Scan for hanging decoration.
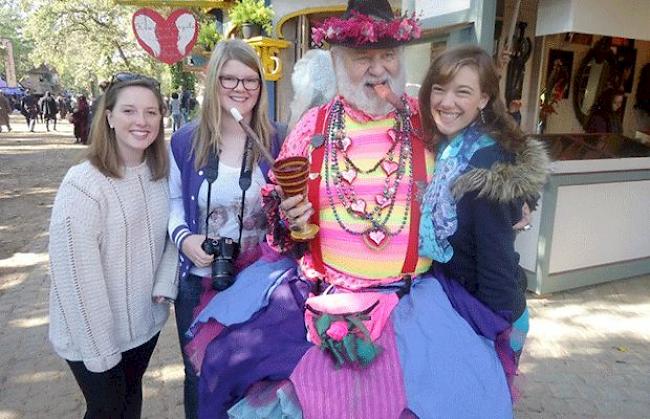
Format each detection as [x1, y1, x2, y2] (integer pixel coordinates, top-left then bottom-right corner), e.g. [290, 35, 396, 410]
[132, 8, 199, 65]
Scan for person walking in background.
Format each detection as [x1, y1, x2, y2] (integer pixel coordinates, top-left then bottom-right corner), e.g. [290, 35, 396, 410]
[0, 91, 12, 132]
[41, 91, 59, 131]
[89, 80, 110, 124]
[170, 92, 182, 132]
[167, 39, 285, 419]
[586, 88, 625, 134]
[21, 92, 39, 132]
[37, 94, 45, 123]
[181, 88, 192, 123]
[48, 75, 178, 419]
[71, 95, 90, 144]
[57, 94, 68, 120]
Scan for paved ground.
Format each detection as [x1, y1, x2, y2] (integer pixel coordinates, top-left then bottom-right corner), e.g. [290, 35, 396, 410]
[1, 114, 648, 418]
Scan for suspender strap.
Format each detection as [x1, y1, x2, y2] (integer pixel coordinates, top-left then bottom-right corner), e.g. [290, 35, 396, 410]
[307, 105, 427, 278]
[308, 105, 328, 275]
[401, 114, 426, 275]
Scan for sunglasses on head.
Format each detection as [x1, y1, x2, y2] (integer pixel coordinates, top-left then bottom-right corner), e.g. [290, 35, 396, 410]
[109, 72, 161, 91]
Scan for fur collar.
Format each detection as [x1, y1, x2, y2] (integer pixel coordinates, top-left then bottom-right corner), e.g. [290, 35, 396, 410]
[451, 138, 550, 203]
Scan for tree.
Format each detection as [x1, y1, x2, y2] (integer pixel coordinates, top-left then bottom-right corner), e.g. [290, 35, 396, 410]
[0, 5, 35, 82]
[23, 0, 169, 94]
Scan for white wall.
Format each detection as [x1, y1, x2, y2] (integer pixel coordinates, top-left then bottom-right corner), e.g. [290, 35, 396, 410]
[549, 180, 650, 273]
[537, 0, 650, 41]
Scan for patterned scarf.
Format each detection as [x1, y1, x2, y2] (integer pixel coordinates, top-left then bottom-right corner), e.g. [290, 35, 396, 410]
[418, 123, 494, 262]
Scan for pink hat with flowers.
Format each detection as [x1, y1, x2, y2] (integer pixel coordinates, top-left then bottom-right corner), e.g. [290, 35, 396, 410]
[312, 0, 421, 49]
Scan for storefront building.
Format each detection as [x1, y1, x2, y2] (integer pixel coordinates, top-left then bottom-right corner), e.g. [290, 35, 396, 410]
[115, 0, 650, 294]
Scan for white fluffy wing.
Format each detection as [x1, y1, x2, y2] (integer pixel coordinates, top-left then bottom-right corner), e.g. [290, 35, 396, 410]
[176, 13, 197, 55]
[134, 15, 161, 57]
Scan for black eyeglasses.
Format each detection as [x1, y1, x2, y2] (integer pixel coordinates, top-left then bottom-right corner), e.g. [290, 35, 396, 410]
[218, 76, 261, 91]
[109, 72, 161, 91]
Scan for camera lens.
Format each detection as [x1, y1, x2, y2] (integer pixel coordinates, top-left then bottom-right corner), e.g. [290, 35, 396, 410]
[201, 238, 216, 255]
[208, 238, 240, 291]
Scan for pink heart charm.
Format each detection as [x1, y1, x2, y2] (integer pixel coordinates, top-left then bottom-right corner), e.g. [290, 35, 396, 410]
[387, 129, 398, 143]
[364, 228, 388, 250]
[340, 169, 357, 184]
[339, 136, 352, 152]
[350, 199, 366, 214]
[381, 160, 399, 176]
[375, 194, 390, 209]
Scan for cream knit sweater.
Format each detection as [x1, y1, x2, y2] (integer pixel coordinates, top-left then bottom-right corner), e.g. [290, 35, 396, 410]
[48, 160, 178, 373]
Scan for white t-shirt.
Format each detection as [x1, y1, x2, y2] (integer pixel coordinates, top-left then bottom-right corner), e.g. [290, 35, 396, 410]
[170, 98, 181, 116]
[192, 162, 267, 277]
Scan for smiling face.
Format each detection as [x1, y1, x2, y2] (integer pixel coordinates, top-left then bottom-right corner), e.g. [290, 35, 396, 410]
[106, 86, 162, 166]
[218, 59, 261, 121]
[334, 46, 405, 115]
[429, 65, 489, 138]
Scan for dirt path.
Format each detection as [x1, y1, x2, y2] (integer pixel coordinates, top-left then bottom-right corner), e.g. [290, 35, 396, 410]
[0, 115, 86, 262]
[1, 113, 648, 418]
[0, 114, 185, 418]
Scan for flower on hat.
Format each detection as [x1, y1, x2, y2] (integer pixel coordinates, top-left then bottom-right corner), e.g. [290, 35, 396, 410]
[312, 11, 421, 48]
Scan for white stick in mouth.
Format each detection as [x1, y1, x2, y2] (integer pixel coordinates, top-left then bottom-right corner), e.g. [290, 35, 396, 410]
[229, 107, 274, 164]
[230, 107, 244, 122]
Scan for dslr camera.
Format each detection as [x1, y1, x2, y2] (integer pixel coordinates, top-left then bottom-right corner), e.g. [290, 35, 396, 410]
[201, 237, 240, 291]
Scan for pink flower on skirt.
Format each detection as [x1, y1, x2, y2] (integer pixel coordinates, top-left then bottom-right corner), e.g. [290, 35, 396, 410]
[326, 321, 349, 342]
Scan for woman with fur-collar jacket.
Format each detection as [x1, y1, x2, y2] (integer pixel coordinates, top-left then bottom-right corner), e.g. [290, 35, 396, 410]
[418, 45, 550, 364]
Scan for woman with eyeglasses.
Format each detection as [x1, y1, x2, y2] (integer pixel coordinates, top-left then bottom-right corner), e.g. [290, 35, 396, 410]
[48, 76, 178, 419]
[167, 39, 286, 419]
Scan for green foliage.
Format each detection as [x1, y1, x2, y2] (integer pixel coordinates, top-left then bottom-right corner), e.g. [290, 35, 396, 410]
[169, 62, 196, 93]
[229, 0, 275, 34]
[197, 22, 221, 51]
[0, 6, 34, 81]
[22, 0, 171, 94]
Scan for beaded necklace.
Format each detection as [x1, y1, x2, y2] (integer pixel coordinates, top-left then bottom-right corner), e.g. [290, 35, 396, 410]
[323, 99, 415, 250]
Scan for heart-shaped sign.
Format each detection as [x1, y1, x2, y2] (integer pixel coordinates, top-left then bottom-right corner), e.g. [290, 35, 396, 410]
[132, 8, 199, 65]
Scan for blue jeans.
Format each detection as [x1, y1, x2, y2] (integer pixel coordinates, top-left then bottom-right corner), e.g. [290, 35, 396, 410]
[175, 274, 203, 419]
[172, 114, 182, 132]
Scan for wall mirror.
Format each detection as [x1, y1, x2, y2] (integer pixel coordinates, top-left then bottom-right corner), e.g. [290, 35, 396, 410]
[573, 37, 617, 128]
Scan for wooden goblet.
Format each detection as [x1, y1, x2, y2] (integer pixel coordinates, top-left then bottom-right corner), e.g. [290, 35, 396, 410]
[273, 156, 319, 241]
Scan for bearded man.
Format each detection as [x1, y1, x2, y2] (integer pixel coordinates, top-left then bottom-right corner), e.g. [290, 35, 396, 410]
[188, 1, 527, 418]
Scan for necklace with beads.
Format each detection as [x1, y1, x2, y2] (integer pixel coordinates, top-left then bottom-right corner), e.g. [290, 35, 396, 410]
[323, 99, 415, 250]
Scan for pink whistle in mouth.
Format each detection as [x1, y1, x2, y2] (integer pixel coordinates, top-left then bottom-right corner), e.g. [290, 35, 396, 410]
[373, 83, 404, 111]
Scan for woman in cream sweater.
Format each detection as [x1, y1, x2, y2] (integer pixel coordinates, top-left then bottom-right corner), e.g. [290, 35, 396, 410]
[48, 75, 178, 419]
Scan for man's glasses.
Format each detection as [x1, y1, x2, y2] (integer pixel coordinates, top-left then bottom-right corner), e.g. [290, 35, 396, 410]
[109, 72, 161, 91]
[218, 76, 261, 91]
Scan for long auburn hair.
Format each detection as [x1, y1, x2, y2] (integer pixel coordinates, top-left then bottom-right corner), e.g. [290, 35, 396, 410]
[87, 78, 168, 180]
[193, 39, 272, 170]
[419, 44, 525, 153]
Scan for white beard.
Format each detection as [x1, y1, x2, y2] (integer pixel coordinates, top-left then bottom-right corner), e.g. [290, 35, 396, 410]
[334, 60, 406, 116]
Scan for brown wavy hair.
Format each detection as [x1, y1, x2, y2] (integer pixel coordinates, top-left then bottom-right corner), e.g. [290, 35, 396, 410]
[418, 44, 525, 153]
[87, 78, 168, 180]
[193, 39, 272, 170]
